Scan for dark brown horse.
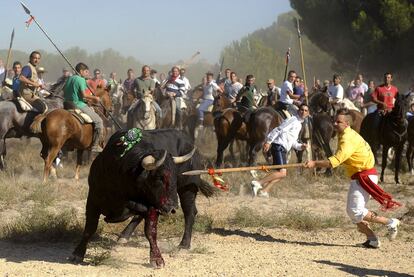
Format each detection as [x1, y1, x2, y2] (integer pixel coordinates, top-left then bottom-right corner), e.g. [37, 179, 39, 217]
[31, 86, 112, 181]
[405, 119, 414, 176]
[360, 94, 409, 183]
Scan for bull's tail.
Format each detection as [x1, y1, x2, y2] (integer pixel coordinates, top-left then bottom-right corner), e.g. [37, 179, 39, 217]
[198, 179, 218, 198]
[30, 114, 47, 134]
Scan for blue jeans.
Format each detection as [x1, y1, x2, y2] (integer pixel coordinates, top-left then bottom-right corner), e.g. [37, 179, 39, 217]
[198, 99, 214, 120]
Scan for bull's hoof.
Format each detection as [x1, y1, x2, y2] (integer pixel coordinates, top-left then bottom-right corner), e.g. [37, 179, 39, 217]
[150, 257, 165, 268]
[68, 254, 84, 264]
[117, 237, 129, 244]
[178, 242, 191, 249]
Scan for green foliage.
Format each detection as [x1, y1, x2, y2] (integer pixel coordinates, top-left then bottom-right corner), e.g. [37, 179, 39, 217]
[220, 12, 334, 89]
[290, 0, 414, 77]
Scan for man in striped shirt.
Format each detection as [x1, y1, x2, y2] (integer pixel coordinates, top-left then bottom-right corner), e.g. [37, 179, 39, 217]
[164, 66, 186, 129]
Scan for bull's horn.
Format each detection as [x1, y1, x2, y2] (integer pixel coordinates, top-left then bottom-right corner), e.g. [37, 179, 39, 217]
[172, 147, 196, 164]
[141, 150, 167, 170]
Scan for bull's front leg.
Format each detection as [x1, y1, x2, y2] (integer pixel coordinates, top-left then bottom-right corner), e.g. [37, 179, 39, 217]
[144, 208, 164, 268]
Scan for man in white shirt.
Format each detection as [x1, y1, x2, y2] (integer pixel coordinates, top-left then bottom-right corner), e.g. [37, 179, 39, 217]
[328, 74, 344, 104]
[198, 72, 223, 126]
[179, 68, 191, 98]
[279, 70, 301, 115]
[251, 103, 309, 197]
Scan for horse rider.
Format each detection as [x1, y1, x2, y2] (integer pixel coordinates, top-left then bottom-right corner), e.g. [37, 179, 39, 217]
[197, 72, 223, 128]
[277, 70, 301, 116]
[163, 66, 186, 129]
[108, 72, 118, 89]
[220, 68, 232, 96]
[123, 68, 135, 93]
[2, 61, 22, 98]
[226, 71, 243, 105]
[63, 62, 104, 153]
[371, 72, 399, 132]
[266, 78, 280, 107]
[131, 65, 162, 117]
[18, 51, 48, 113]
[305, 108, 400, 249]
[50, 68, 71, 93]
[236, 74, 258, 113]
[250, 103, 309, 198]
[150, 69, 160, 86]
[328, 73, 344, 115]
[37, 67, 50, 98]
[179, 68, 191, 98]
[86, 68, 107, 96]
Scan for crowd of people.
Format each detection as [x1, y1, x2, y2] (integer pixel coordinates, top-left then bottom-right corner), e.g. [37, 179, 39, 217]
[1, 51, 413, 250]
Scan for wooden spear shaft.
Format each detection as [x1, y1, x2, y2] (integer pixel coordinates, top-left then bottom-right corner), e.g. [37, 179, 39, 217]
[296, 18, 308, 105]
[182, 163, 305, 176]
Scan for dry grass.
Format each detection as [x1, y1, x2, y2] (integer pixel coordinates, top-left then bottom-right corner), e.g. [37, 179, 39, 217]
[229, 206, 346, 231]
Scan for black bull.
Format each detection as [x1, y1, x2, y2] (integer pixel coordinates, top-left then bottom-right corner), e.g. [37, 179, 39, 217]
[71, 129, 216, 267]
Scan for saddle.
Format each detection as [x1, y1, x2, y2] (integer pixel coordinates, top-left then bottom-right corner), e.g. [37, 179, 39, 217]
[67, 109, 93, 124]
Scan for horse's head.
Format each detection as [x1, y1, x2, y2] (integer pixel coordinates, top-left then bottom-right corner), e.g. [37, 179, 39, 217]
[309, 91, 331, 114]
[95, 85, 113, 115]
[391, 93, 409, 121]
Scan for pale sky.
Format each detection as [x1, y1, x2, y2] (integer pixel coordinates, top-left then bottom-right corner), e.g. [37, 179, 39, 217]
[1, 0, 292, 64]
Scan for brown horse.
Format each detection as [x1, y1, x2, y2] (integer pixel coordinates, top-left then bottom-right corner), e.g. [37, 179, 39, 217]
[406, 119, 414, 175]
[31, 86, 112, 181]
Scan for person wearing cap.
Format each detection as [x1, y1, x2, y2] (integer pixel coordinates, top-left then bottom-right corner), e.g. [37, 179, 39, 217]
[266, 79, 280, 107]
[197, 72, 223, 127]
[18, 51, 47, 113]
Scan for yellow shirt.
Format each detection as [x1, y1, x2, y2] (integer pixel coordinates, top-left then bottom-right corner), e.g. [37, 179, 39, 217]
[328, 126, 375, 177]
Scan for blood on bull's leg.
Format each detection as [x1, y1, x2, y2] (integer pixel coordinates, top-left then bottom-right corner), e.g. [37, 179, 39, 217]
[145, 207, 164, 268]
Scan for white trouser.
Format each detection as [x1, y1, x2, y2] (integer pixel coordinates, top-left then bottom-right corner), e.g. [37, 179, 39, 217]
[346, 175, 378, 223]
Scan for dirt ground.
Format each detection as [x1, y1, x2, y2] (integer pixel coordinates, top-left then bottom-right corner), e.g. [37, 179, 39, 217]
[0, 138, 413, 276]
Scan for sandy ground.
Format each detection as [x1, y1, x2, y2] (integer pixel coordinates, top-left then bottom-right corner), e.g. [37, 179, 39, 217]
[1, 194, 413, 277]
[0, 137, 413, 276]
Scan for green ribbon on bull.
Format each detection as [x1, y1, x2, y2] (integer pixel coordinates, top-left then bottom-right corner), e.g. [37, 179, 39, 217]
[119, 128, 143, 157]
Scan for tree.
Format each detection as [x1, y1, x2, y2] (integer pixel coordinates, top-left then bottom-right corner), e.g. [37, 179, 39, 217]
[290, 0, 414, 78]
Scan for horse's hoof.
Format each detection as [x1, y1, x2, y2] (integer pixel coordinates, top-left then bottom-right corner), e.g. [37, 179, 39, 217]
[117, 237, 128, 244]
[150, 257, 165, 268]
[68, 254, 84, 264]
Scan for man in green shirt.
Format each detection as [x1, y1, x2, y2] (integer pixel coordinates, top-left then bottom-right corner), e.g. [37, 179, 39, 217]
[63, 62, 104, 152]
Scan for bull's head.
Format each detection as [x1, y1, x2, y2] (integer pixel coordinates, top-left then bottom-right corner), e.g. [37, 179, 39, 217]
[139, 148, 196, 215]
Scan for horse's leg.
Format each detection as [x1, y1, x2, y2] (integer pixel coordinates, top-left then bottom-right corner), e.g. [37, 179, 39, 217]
[394, 143, 404, 184]
[407, 141, 414, 175]
[215, 137, 231, 168]
[118, 215, 144, 244]
[75, 149, 83, 180]
[0, 136, 6, 170]
[43, 146, 61, 182]
[380, 145, 389, 183]
[248, 142, 262, 166]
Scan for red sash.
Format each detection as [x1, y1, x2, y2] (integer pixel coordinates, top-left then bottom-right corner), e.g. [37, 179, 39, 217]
[351, 168, 402, 210]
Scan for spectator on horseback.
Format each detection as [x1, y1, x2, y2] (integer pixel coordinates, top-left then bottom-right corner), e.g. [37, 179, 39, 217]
[197, 72, 223, 128]
[362, 80, 377, 115]
[305, 108, 401, 249]
[2, 61, 22, 98]
[266, 79, 280, 107]
[372, 72, 399, 114]
[150, 69, 160, 86]
[347, 78, 365, 110]
[164, 66, 186, 129]
[293, 76, 307, 105]
[226, 71, 243, 104]
[108, 72, 118, 88]
[220, 68, 232, 96]
[278, 70, 300, 116]
[131, 65, 162, 117]
[86, 68, 107, 96]
[50, 68, 71, 93]
[251, 103, 309, 198]
[328, 74, 344, 105]
[123, 68, 135, 93]
[179, 68, 191, 98]
[18, 51, 48, 113]
[236, 74, 258, 112]
[63, 62, 104, 153]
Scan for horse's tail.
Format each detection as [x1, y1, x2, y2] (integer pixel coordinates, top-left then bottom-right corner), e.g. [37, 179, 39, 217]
[30, 114, 47, 134]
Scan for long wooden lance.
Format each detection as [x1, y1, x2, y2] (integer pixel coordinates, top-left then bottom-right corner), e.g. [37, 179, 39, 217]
[282, 47, 291, 82]
[182, 163, 305, 176]
[296, 18, 308, 106]
[216, 55, 225, 83]
[2, 28, 15, 84]
[20, 2, 122, 130]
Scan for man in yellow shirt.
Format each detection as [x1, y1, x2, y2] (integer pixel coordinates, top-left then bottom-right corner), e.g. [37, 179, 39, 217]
[305, 109, 401, 249]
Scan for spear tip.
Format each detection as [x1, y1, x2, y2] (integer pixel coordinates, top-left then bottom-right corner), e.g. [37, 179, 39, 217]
[20, 1, 31, 15]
